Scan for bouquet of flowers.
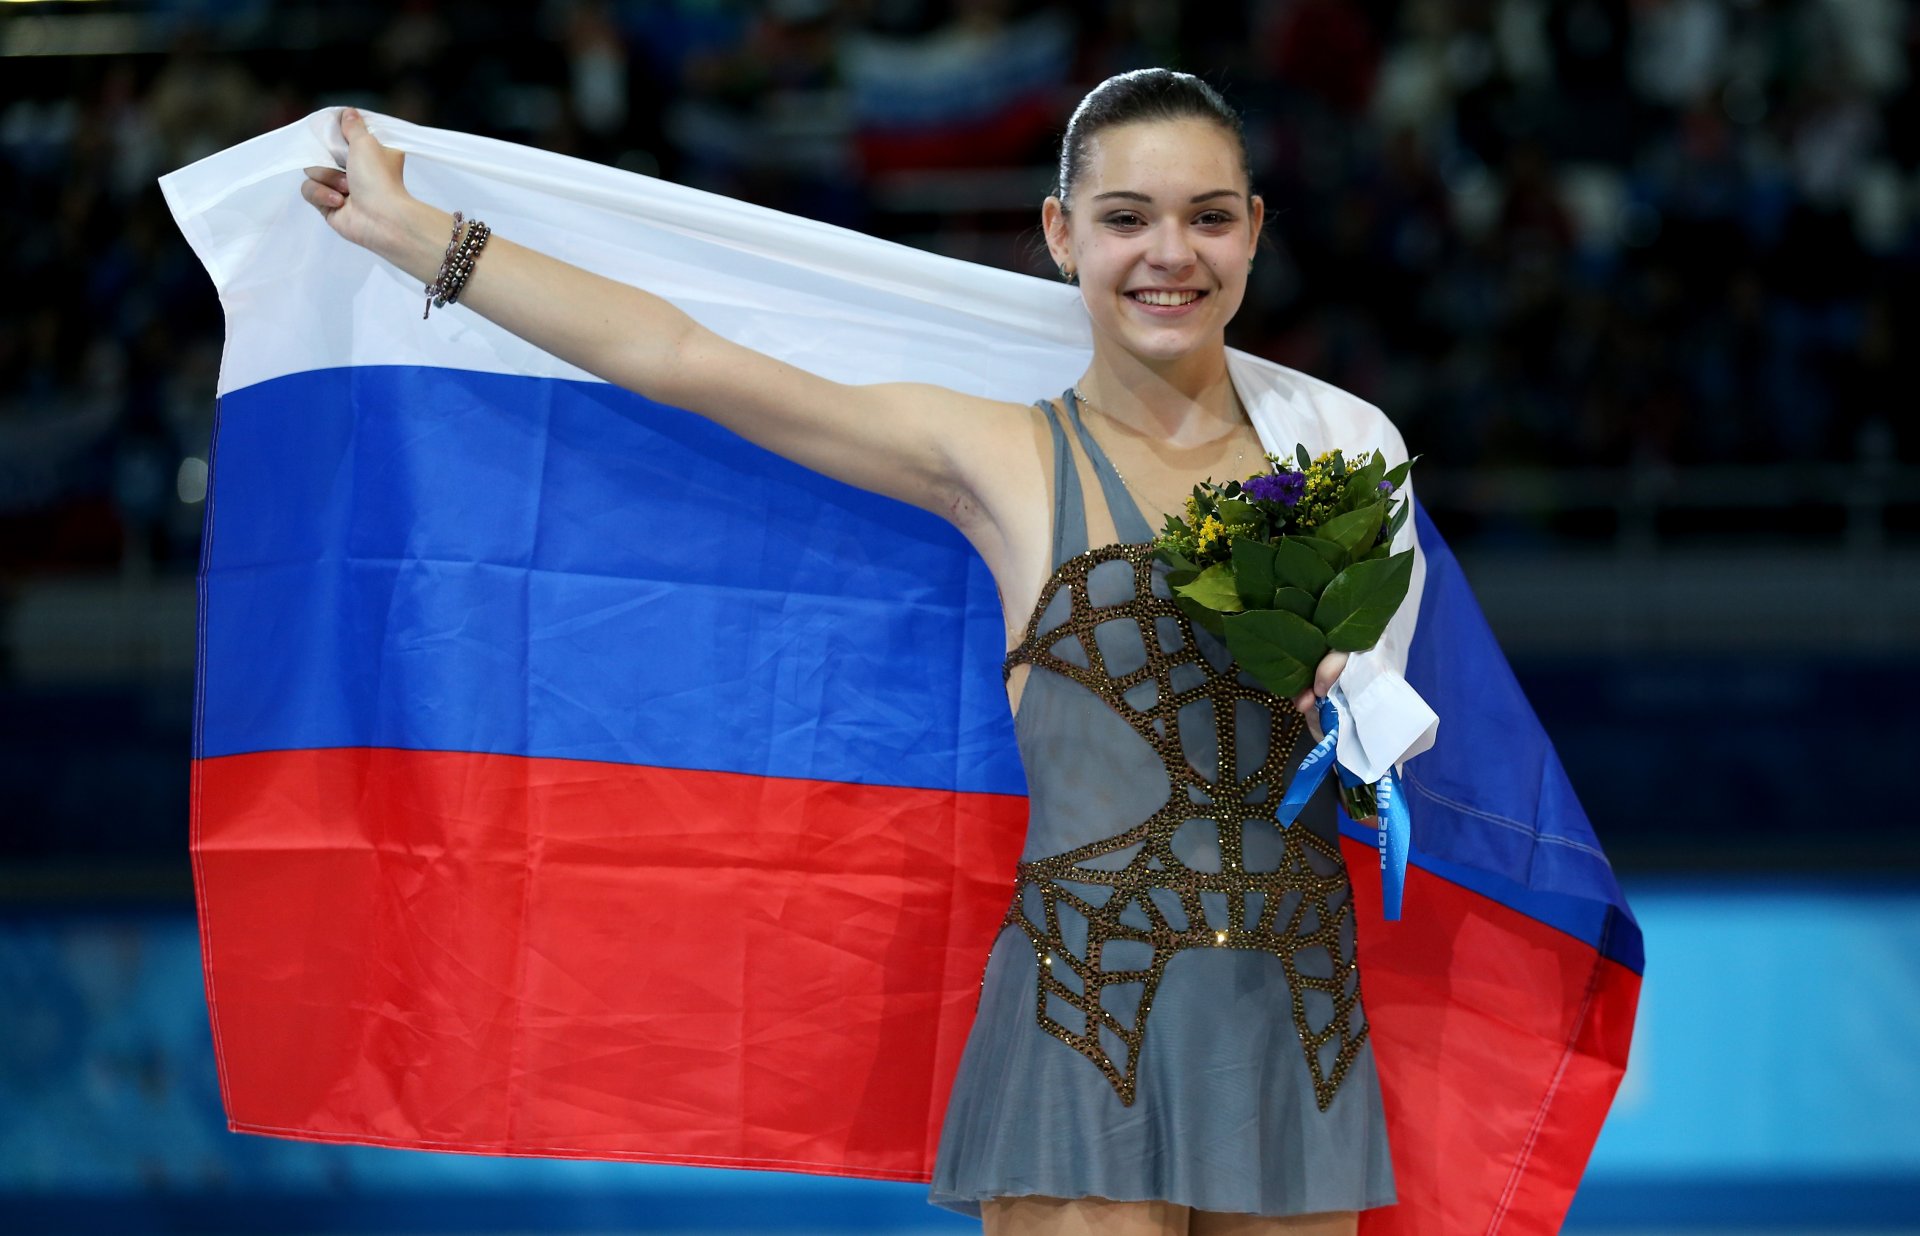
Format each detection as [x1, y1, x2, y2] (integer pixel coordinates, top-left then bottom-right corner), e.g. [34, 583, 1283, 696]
[1154, 445, 1418, 837]
[1156, 444, 1417, 695]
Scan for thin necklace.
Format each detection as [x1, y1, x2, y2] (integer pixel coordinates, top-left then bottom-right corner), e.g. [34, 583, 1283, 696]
[1071, 385, 1261, 511]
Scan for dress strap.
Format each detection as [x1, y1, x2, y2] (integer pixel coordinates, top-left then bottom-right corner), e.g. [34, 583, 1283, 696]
[1060, 388, 1157, 545]
[1032, 395, 1089, 567]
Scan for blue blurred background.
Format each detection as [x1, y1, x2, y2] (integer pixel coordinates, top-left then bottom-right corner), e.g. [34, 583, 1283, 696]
[3, 0, 1917, 1232]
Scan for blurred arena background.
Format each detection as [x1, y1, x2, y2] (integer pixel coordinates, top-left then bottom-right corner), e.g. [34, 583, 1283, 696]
[3, 0, 1917, 1232]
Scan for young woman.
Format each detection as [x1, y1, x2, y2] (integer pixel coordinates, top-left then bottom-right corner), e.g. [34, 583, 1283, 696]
[303, 69, 1395, 1236]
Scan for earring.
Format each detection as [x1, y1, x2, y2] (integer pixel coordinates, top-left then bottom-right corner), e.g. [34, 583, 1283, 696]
[1060, 265, 1075, 282]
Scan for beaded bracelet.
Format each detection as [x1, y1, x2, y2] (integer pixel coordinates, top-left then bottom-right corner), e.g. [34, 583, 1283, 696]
[422, 211, 465, 319]
[435, 220, 491, 309]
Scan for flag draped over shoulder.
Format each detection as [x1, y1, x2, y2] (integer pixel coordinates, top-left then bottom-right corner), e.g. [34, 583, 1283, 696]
[161, 110, 1641, 1234]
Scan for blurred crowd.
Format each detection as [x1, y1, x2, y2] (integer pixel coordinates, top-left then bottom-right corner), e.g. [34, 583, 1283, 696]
[4, 0, 1916, 577]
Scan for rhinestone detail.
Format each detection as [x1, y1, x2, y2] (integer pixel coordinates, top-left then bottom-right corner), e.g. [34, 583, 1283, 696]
[1001, 540, 1369, 1111]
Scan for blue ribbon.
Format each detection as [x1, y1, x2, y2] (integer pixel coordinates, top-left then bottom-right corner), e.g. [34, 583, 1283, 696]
[1272, 697, 1411, 921]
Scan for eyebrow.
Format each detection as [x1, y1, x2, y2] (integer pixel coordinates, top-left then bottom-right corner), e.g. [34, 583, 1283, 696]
[1090, 189, 1242, 204]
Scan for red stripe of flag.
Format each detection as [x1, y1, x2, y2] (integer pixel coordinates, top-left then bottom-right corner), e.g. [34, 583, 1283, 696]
[194, 747, 1633, 1228]
[194, 747, 1026, 1178]
[1343, 835, 1641, 1233]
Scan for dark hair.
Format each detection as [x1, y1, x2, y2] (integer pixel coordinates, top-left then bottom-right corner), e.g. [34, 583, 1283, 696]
[1054, 68, 1252, 210]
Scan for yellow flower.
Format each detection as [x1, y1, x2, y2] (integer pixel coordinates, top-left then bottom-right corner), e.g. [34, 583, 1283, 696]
[1196, 514, 1227, 556]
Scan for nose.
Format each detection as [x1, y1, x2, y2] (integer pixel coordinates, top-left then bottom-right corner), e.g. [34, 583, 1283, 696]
[1147, 221, 1196, 273]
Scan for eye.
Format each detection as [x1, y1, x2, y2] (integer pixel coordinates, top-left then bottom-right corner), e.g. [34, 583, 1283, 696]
[1105, 211, 1145, 229]
[1196, 210, 1235, 227]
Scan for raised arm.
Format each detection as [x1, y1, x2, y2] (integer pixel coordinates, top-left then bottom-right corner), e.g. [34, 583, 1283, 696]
[302, 108, 1016, 529]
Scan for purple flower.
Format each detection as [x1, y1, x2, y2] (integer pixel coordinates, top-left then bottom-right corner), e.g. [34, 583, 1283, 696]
[1378, 480, 1394, 493]
[1242, 471, 1306, 506]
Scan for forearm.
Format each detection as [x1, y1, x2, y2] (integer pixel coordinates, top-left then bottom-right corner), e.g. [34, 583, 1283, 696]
[305, 110, 971, 517]
[374, 198, 697, 400]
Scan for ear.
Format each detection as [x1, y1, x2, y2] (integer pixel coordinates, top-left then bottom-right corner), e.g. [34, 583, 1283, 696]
[1249, 193, 1266, 254]
[1041, 195, 1071, 270]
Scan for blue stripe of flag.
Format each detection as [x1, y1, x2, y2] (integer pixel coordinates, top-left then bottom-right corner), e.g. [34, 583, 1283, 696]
[200, 365, 1026, 796]
[1400, 503, 1641, 950]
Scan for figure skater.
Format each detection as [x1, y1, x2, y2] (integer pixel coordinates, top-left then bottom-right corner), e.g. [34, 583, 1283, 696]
[302, 68, 1397, 1236]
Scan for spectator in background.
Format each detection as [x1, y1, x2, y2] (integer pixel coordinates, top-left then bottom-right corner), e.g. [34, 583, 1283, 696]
[3, 0, 1916, 579]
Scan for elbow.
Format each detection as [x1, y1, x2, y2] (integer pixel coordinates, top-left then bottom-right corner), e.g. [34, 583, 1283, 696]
[629, 313, 702, 408]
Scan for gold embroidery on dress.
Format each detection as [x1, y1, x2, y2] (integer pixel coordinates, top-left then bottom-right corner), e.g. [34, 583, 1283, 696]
[1003, 540, 1368, 1111]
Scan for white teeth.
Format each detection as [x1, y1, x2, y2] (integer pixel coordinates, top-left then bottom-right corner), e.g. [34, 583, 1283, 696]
[1131, 290, 1200, 306]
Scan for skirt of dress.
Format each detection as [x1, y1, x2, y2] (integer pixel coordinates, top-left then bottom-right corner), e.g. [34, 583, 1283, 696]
[927, 920, 1398, 1219]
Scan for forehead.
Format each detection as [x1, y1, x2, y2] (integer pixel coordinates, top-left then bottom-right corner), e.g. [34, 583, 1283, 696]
[1078, 118, 1245, 197]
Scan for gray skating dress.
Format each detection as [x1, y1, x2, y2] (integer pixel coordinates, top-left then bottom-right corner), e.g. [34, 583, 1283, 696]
[928, 390, 1396, 1219]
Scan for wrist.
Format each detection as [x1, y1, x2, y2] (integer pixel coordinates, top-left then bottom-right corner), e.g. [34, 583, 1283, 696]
[374, 197, 453, 284]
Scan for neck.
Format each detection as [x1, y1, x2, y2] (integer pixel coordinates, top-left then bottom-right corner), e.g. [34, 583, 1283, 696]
[1078, 344, 1244, 447]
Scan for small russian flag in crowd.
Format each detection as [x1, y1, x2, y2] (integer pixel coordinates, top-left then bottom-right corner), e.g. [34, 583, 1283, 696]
[161, 110, 1641, 1234]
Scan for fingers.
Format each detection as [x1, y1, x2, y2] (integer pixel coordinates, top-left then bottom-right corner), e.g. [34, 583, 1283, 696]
[338, 106, 406, 182]
[1298, 694, 1324, 741]
[1291, 649, 1348, 717]
[305, 166, 347, 192]
[340, 106, 397, 160]
[299, 176, 345, 212]
[1292, 651, 1349, 745]
[1313, 649, 1349, 700]
[1290, 685, 1320, 741]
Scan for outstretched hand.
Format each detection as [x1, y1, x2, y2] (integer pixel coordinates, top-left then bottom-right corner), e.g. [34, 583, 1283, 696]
[1293, 648, 1349, 743]
[301, 108, 412, 254]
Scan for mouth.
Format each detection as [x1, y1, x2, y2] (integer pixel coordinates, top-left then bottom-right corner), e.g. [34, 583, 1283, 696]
[1125, 288, 1208, 315]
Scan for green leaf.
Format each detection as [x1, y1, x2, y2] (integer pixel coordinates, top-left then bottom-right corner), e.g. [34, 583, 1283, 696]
[1222, 608, 1328, 699]
[1317, 501, 1385, 559]
[1173, 562, 1244, 613]
[1217, 498, 1262, 527]
[1270, 537, 1335, 594]
[1384, 454, 1419, 489]
[1342, 454, 1386, 506]
[1295, 444, 1312, 471]
[1270, 586, 1317, 619]
[1292, 535, 1349, 570]
[1313, 552, 1415, 651]
[1229, 538, 1278, 609]
[1385, 498, 1409, 543]
[1331, 450, 1347, 481]
[1156, 545, 1200, 576]
[1174, 594, 1225, 638]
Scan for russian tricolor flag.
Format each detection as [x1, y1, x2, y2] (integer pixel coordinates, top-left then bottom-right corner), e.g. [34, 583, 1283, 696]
[161, 110, 1641, 1233]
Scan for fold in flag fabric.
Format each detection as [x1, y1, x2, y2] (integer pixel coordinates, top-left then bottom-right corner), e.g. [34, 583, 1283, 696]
[160, 110, 1642, 1234]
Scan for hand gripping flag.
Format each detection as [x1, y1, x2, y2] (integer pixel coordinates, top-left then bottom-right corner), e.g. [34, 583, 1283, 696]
[161, 110, 1641, 1233]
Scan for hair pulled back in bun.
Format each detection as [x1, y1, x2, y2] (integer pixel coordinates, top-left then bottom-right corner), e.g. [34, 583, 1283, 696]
[1054, 68, 1252, 211]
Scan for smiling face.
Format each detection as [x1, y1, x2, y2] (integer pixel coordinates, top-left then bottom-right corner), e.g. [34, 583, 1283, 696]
[1043, 117, 1264, 368]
